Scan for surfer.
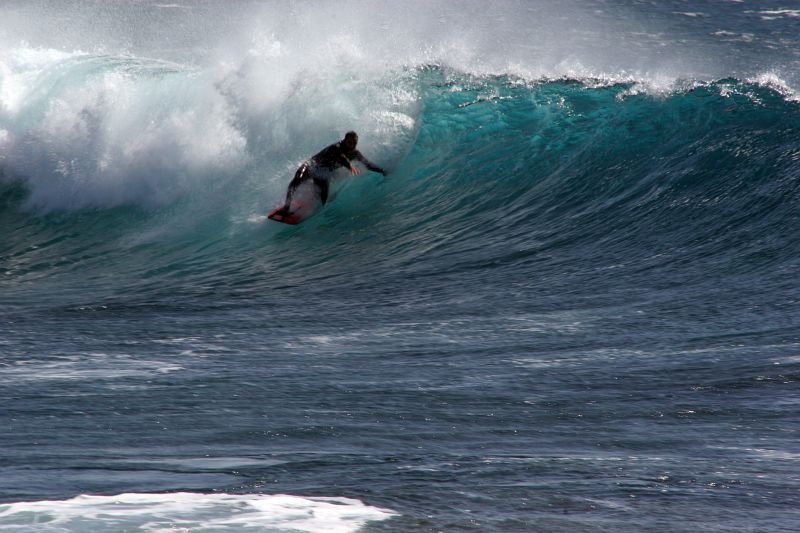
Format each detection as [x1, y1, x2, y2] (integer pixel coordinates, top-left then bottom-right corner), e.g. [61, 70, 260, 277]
[277, 131, 386, 215]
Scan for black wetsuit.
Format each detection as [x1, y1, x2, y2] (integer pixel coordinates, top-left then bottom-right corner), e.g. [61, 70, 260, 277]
[281, 141, 385, 212]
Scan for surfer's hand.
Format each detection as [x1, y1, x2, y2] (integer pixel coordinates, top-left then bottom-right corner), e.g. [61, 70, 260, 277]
[350, 166, 361, 176]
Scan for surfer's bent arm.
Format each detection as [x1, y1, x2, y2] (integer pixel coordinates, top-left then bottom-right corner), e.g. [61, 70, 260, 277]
[353, 151, 386, 175]
[338, 154, 359, 175]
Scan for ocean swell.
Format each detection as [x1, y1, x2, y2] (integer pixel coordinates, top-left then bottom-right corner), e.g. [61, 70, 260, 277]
[1, 65, 798, 303]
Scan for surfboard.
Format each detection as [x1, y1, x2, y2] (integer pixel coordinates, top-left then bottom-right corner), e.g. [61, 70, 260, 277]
[267, 206, 304, 225]
[267, 197, 320, 225]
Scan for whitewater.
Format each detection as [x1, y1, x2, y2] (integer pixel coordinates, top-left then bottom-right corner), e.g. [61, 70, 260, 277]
[1, 1, 799, 531]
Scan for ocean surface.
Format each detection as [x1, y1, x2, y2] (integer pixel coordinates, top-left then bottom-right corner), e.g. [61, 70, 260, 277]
[1, 1, 799, 531]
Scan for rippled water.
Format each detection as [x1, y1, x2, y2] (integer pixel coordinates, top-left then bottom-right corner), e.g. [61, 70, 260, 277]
[1, 1, 799, 531]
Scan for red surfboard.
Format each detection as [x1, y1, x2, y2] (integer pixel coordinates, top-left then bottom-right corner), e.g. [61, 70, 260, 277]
[267, 206, 303, 225]
[267, 199, 320, 225]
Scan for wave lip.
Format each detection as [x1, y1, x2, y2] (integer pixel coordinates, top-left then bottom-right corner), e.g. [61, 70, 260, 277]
[0, 492, 398, 532]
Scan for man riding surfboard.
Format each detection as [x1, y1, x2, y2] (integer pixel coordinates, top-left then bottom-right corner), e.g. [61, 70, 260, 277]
[275, 131, 386, 217]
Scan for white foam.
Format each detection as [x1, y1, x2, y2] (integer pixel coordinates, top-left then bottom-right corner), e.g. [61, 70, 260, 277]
[0, 492, 397, 532]
[748, 72, 800, 101]
[0, 353, 184, 384]
[757, 9, 800, 19]
[0, 50, 248, 211]
[0, 43, 420, 213]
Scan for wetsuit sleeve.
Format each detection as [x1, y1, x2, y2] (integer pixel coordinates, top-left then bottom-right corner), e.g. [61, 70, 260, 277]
[353, 150, 386, 175]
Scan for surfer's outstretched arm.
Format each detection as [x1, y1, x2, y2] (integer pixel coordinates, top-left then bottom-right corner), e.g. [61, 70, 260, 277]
[353, 150, 386, 175]
[339, 154, 361, 175]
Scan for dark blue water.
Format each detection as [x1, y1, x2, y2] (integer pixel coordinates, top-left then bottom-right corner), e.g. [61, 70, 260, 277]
[1, 1, 799, 531]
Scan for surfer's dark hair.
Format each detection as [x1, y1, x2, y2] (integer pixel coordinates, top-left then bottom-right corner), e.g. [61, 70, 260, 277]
[344, 131, 358, 142]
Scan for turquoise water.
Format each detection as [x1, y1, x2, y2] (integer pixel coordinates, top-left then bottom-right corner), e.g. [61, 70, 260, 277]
[1, 2, 799, 531]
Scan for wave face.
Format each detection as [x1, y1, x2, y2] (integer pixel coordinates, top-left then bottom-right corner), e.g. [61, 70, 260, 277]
[2, 2, 800, 532]
[2, 66, 799, 310]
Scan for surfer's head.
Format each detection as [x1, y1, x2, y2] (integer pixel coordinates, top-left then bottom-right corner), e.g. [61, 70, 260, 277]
[343, 131, 358, 151]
